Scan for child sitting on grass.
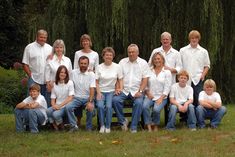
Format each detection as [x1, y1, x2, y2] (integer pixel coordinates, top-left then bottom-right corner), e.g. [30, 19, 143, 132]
[196, 79, 226, 129]
[14, 83, 47, 133]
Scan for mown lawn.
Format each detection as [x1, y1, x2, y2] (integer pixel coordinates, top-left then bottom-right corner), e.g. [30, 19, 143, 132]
[0, 105, 235, 157]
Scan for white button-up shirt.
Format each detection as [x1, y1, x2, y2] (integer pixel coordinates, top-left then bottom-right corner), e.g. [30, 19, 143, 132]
[147, 67, 172, 100]
[22, 41, 52, 84]
[45, 55, 72, 82]
[180, 44, 210, 85]
[70, 69, 96, 99]
[148, 46, 182, 84]
[23, 94, 48, 124]
[95, 62, 123, 92]
[119, 57, 150, 96]
[51, 80, 75, 107]
[73, 50, 99, 71]
[170, 83, 194, 104]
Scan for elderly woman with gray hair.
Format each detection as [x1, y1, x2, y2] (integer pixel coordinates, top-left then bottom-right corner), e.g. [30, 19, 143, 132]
[142, 52, 172, 132]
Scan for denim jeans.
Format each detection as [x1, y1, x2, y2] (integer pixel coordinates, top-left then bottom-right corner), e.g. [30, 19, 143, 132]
[196, 105, 227, 128]
[46, 107, 66, 125]
[27, 77, 50, 107]
[142, 97, 168, 125]
[65, 97, 93, 130]
[14, 108, 45, 133]
[96, 92, 114, 129]
[112, 92, 143, 131]
[191, 80, 203, 106]
[166, 103, 197, 130]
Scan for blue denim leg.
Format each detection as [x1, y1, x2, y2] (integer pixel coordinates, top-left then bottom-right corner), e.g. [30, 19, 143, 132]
[187, 104, 197, 129]
[14, 108, 29, 132]
[152, 99, 168, 125]
[46, 107, 55, 123]
[191, 81, 203, 106]
[104, 92, 114, 129]
[112, 92, 128, 125]
[27, 77, 35, 96]
[65, 97, 85, 127]
[142, 97, 154, 125]
[96, 94, 105, 127]
[52, 107, 66, 125]
[86, 109, 93, 130]
[210, 106, 227, 127]
[130, 94, 144, 130]
[166, 105, 178, 130]
[196, 105, 206, 128]
[28, 108, 45, 133]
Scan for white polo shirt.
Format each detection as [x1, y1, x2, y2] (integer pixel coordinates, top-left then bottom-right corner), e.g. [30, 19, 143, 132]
[180, 44, 210, 85]
[51, 80, 75, 107]
[45, 55, 72, 82]
[95, 62, 123, 92]
[170, 83, 194, 104]
[70, 69, 96, 99]
[23, 94, 48, 124]
[73, 50, 99, 71]
[199, 91, 222, 103]
[22, 41, 52, 84]
[119, 57, 150, 96]
[147, 67, 172, 100]
[148, 46, 182, 84]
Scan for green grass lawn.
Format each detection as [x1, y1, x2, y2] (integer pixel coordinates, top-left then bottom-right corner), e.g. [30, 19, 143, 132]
[0, 105, 235, 157]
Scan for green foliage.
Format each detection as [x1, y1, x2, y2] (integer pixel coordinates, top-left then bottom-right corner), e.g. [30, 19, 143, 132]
[0, 67, 27, 113]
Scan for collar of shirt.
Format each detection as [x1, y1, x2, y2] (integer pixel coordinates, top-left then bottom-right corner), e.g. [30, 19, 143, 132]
[76, 69, 89, 75]
[35, 41, 44, 48]
[159, 46, 174, 55]
[187, 44, 203, 51]
[127, 57, 141, 64]
[54, 54, 65, 62]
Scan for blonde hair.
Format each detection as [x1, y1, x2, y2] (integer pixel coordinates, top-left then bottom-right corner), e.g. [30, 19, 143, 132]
[177, 70, 189, 80]
[80, 34, 92, 48]
[150, 52, 165, 67]
[52, 39, 66, 55]
[203, 79, 216, 91]
[188, 30, 201, 41]
[102, 47, 115, 57]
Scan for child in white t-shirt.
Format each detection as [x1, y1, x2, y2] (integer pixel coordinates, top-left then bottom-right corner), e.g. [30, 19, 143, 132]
[196, 79, 226, 128]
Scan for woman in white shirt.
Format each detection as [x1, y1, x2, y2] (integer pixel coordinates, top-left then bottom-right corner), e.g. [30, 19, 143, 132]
[46, 65, 74, 130]
[96, 47, 123, 133]
[142, 52, 172, 132]
[45, 39, 72, 106]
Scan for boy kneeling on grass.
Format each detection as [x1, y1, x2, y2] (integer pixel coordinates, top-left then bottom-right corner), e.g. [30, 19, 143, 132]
[196, 79, 226, 129]
[14, 84, 47, 133]
[165, 70, 197, 131]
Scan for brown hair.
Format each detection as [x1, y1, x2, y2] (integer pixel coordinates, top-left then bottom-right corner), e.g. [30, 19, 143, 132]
[188, 30, 201, 41]
[102, 47, 115, 57]
[29, 84, 41, 92]
[80, 34, 92, 48]
[55, 65, 69, 85]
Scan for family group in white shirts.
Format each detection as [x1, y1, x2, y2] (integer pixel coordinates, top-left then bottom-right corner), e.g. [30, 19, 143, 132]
[14, 29, 226, 133]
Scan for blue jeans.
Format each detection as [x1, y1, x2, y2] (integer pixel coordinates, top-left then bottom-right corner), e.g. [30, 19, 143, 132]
[112, 92, 143, 130]
[46, 107, 66, 125]
[96, 92, 114, 129]
[65, 97, 93, 130]
[14, 108, 45, 133]
[191, 80, 203, 106]
[27, 77, 50, 107]
[142, 97, 168, 125]
[196, 105, 227, 128]
[166, 104, 197, 130]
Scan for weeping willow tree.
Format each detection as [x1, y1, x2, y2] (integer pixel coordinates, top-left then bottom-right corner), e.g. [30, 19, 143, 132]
[22, 0, 235, 103]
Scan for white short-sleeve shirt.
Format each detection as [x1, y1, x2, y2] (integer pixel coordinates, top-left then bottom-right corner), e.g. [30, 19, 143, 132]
[147, 67, 172, 100]
[22, 41, 52, 84]
[23, 94, 48, 124]
[119, 57, 150, 96]
[73, 50, 99, 71]
[51, 80, 75, 107]
[45, 55, 72, 82]
[180, 44, 210, 85]
[170, 83, 194, 104]
[199, 91, 222, 103]
[95, 62, 123, 92]
[148, 46, 182, 84]
[70, 69, 96, 99]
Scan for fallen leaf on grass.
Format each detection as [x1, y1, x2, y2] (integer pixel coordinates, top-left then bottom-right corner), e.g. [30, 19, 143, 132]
[112, 140, 122, 144]
[99, 141, 103, 145]
[171, 138, 180, 144]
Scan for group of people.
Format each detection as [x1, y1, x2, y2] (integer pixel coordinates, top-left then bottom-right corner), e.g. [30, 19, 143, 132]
[14, 29, 226, 133]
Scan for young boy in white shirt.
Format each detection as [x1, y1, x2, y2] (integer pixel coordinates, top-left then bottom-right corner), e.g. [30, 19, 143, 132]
[166, 70, 197, 130]
[14, 84, 47, 133]
[196, 79, 226, 128]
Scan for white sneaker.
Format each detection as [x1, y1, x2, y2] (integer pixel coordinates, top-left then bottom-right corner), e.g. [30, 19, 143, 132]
[130, 130, 137, 133]
[99, 126, 105, 133]
[105, 128, 111, 133]
[121, 119, 129, 131]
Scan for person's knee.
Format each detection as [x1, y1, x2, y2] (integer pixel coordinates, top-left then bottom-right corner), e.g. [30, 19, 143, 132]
[170, 105, 177, 112]
[219, 106, 227, 115]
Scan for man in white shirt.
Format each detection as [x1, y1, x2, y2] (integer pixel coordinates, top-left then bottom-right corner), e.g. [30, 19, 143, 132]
[22, 29, 52, 103]
[65, 56, 96, 132]
[112, 44, 150, 133]
[180, 30, 210, 106]
[148, 32, 182, 84]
